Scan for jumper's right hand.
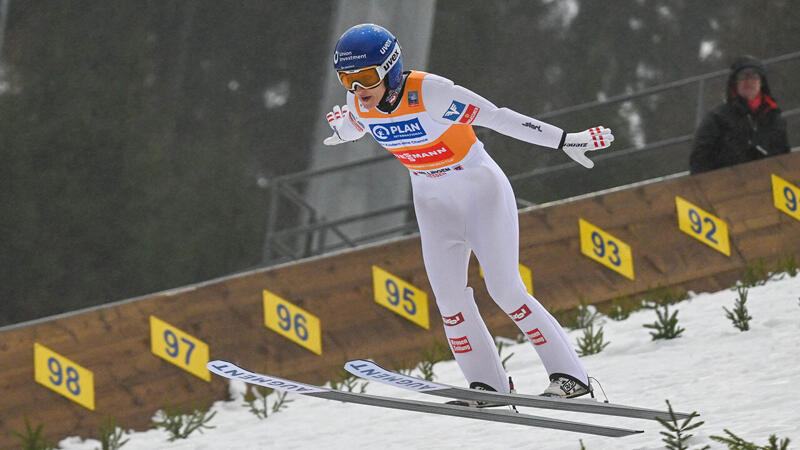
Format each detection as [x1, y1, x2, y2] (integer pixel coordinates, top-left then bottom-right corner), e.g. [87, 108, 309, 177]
[324, 105, 350, 146]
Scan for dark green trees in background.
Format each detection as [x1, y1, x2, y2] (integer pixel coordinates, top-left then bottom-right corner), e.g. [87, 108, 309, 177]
[0, 1, 332, 324]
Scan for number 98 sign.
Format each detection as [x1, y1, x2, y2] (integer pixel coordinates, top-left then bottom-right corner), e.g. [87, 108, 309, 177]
[372, 265, 430, 329]
[34, 343, 95, 410]
[263, 290, 322, 355]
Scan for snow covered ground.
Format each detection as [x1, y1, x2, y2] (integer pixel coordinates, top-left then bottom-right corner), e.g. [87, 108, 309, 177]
[58, 274, 800, 450]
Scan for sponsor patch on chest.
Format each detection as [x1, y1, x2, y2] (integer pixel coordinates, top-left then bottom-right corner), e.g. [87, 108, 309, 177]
[369, 118, 427, 143]
[391, 141, 454, 165]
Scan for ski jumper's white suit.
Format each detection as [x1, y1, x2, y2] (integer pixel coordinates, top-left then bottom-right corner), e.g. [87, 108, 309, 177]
[336, 71, 588, 393]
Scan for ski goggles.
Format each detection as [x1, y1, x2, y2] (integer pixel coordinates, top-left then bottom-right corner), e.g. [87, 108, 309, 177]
[336, 44, 401, 91]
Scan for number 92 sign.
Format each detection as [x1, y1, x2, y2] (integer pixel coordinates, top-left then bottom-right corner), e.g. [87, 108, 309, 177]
[263, 290, 322, 355]
[675, 196, 731, 256]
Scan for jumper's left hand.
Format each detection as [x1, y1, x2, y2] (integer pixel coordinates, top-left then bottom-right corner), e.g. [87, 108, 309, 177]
[561, 126, 614, 169]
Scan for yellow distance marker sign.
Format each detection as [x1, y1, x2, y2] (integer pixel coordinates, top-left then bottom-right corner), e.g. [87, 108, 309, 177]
[150, 316, 211, 381]
[675, 196, 731, 256]
[479, 264, 534, 295]
[263, 290, 322, 355]
[34, 343, 95, 410]
[372, 265, 430, 329]
[579, 219, 634, 280]
[772, 174, 800, 222]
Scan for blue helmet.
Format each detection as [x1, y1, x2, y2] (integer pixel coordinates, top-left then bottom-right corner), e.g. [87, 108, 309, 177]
[333, 24, 404, 90]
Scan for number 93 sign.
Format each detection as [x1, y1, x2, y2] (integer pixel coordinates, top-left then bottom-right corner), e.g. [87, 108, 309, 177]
[579, 219, 635, 280]
[263, 290, 322, 355]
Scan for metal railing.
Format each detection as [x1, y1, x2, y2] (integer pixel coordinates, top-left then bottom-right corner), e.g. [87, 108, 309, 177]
[262, 51, 800, 266]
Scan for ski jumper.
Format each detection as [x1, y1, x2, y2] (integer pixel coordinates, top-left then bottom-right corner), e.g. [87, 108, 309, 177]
[345, 71, 588, 393]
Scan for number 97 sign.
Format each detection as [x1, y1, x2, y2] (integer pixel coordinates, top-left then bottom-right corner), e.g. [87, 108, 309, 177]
[263, 290, 322, 355]
[149, 316, 211, 381]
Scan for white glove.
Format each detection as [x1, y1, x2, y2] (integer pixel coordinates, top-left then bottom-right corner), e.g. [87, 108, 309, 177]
[323, 105, 365, 146]
[560, 126, 614, 169]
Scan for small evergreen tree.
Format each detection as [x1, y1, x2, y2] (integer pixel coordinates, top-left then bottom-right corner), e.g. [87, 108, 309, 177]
[151, 404, 216, 441]
[97, 417, 129, 450]
[723, 286, 753, 331]
[655, 400, 707, 450]
[644, 304, 685, 340]
[576, 323, 610, 356]
[11, 416, 54, 450]
[710, 429, 791, 449]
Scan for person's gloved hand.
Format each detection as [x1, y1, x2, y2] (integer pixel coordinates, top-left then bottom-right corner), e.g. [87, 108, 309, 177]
[560, 126, 614, 168]
[323, 105, 365, 146]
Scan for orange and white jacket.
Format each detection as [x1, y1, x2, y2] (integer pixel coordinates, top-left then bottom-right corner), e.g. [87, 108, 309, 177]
[337, 71, 565, 173]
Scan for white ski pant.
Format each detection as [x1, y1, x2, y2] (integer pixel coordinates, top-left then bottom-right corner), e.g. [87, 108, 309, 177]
[410, 147, 588, 392]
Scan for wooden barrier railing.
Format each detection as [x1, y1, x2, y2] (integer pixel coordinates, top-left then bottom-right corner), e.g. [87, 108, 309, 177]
[1, 152, 799, 447]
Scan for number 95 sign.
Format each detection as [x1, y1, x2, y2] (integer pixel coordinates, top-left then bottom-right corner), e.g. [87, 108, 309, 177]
[372, 265, 430, 329]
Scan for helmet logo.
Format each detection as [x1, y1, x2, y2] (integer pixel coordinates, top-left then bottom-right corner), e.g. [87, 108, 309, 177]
[333, 52, 339, 65]
[380, 38, 393, 55]
[381, 46, 400, 72]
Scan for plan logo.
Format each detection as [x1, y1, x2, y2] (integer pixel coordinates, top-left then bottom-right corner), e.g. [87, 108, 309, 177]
[370, 118, 426, 143]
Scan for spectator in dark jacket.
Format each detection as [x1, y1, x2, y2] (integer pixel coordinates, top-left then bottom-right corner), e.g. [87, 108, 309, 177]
[689, 55, 790, 174]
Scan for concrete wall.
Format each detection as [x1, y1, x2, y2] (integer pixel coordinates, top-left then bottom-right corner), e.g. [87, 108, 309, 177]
[2, 152, 799, 447]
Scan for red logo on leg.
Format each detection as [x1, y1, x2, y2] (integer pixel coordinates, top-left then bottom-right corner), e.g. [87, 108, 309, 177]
[525, 328, 547, 345]
[449, 336, 473, 353]
[442, 312, 465, 326]
[508, 305, 532, 322]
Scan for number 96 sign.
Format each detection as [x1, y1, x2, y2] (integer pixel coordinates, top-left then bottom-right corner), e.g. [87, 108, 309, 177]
[263, 290, 322, 355]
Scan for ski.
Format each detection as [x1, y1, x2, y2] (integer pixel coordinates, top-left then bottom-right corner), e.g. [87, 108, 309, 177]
[344, 359, 690, 422]
[207, 360, 642, 437]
